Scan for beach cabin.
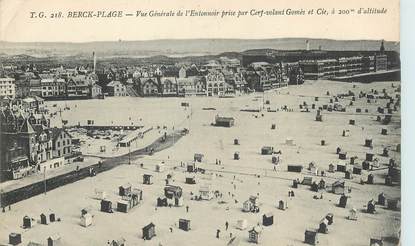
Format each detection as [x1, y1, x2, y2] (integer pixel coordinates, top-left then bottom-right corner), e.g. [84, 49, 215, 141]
[261, 146, 274, 155]
[143, 174, 153, 185]
[157, 197, 168, 207]
[366, 153, 374, 162]
[185, 176, 196, 184]
[381, 128, 388, 135]
[278, 200, 287, 210]
[302, 177, 313, 186]
[249, 196, 259, 207]
[365, 139, 373, 147]
[248, 226, 262, 244]
[119, 183, 132, 196]
[234, 138, 239, 145]
[9, 233, 22, 246]
[215, 116, 235, 127]
[80, 213, 93, 227]
[353, 166, 362, 175]
[142, 223, 156, 240]
[194, 153, 204, 162]
[311, 182, 319, 192]
[234, 151, 240, 160]
[337, 162, 347, 172]
[387, 199, 400, 210]
[318, 218, 329, 234]
[23, 216, 34, 229]
[362, 161, 370, 170]
[385, 175, 393, 186]
[367, 174, 374, 184]
[40, 213, 49, 225]
[117, 200, 130, 213]
[262, 213, 274, 226]
[179, 219, 191, 231]
[110, 238, 126, 246]
[304, 229, 318, 245]
[47, 234, 61, 246]
[338, 152, 347, 160]
[318, 179, 326, 190]
[164, 185, 183, 199]
[332, 180, 345, 195]
[199, 185, 214, 200]
[367, 200, 376, 214]
[345, 170, 353, 179]
[325, 213, 334, 225]
[339, 194, 348, 208]
[378, 193, 386, 206]
[49, 213, 56, 223]
[292, 179, 299, 188]
[287, 165, 303, 173]
[187, 162, 196, 172]
[237, 219, 248, 230]
[100, 199, 113, 213]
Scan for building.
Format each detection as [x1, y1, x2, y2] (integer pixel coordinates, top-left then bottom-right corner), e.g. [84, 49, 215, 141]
[50, 128, 73, 159]
[0, 77, 16, 99]
[40, 78, 66, 98]
[160, 77, 178, 96]
[139, 78, 160, 96]
[215, 115, 235, 127]
[106, 81, 127, 96]
[206, 71, 232, 96]
[177, 76, 206, 96]
[90, 84, 102, 98]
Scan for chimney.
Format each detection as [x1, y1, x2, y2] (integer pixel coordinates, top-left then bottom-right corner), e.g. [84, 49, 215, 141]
[93, 52, 97, 73]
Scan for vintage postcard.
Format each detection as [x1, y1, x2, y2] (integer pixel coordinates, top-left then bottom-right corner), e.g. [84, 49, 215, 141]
[0, 0, 401, 245]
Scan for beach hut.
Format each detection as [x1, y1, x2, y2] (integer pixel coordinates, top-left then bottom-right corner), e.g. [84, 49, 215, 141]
[155, 163, 165, 172]
[110, 238, 126, 246]
[215, 116, 235, 127]
[143, 174, 153, 185]
[325, 213, 334, 225]
[367, 200, 376, 214]
[119, 183, 131, 196]
[9, 233, 21, 246]
[164, 185, 183, 199]
[94, 189, 107, 200]
[248, 226, 262, 244]
[348, 208, 358, 220]
[342, 130, 350, 137]
[100, 199, 113, 213]
[338, 152, 347, 160]
[142, 223, 156, 240]
[261, 146, 274, 155]
[367, 174, 374, 184]
[318, 179, 326, 189]
[237, 219, 248, 230]
[318, 218, 329, 234]
[243, 200, 254, 212]
[234, 151, 240, 160]
[117, 200, 130, 213]
[47, 234, 61, 246]
[40, 213, 49, 225]
[271, 124, 276, 130]
[378, 193, 386, 206]
[234, 138, 239, 145]
[262, 213, 274, 226]
[80, 213, 93, 227]
[157, 197, 168, 207]
[185, 176, 196, 184]
[339, 194, 348, 208]
[311, 182, 319, 192]
[382, 148, 389, 157]
[365, 139, 373, 147]
[23, 216, 34, 229]
[381, 128, 388, 135]
[249, 196, 259, 207]
[194, 153, 204, 162]
[292, 179, 299, 188]
[287, 165, 303, 173]
[337, 162, 347, 172]
[349, 119, 355, 125]
[370, 238, 383, 246]
[187, 162, 196, 172]
[385, 175, 393, 186]
[328, 164, 335, 173]
[278, 200, 287, 210]
[179, 219, 191, 231]
[49, 213, 56, 223]
[366, 153, 374, 162]
[304, 229, 318, 245]
[353, 166, 362, 175]
[199, 185, 214, 200]
[345, 170, 353, 179]
[332, 180, 345, 195]
[302, 177, 313, 186]
[362, 161, 370, 170]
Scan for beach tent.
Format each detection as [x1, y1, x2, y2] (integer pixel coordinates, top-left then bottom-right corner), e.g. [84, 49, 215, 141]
[143, 174, 153, 185]
[339, 194, 348, 208]
[40, 213, 49, 225]
[325, 213, 334, 225]
[23, 216, 34, 229]
[278, 200, 287, 210]
[157, 197, 168, 207]
[100, 199, 113, 213]
[117, 200, 130, 213]
[248, 226, 262, 244]
[318, 218, 329, 234]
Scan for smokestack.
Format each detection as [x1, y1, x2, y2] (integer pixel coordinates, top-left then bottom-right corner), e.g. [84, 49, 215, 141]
[306, 40, 310, 51]
[93, 52, 97, 73]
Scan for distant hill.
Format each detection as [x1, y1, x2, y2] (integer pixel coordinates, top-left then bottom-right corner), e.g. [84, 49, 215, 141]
[0, 38, 400, 58]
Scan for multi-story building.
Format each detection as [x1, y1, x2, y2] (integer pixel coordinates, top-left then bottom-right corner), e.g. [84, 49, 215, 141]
[51, 128, 73, 159]
[206, 71, 233, 96]
[0, 77, 16, 99]
[177, 76, 206, 96]
[160, 77, 178, 97]
[139, 78, 160, 96]
[40, 78, 66, 98]
[106, 81, 127, 96]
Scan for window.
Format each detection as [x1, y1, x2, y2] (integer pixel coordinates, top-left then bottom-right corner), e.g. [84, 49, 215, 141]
[57, 142, 60, 147]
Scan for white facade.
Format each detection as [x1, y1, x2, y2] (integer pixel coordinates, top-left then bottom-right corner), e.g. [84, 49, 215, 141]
[0, 77, 16, 98]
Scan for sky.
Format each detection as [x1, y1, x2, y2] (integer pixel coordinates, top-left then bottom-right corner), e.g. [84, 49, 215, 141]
[0, 0, 400, 42]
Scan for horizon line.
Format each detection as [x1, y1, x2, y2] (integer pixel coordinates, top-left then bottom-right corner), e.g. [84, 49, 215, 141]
[0, 37, 400, 44]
